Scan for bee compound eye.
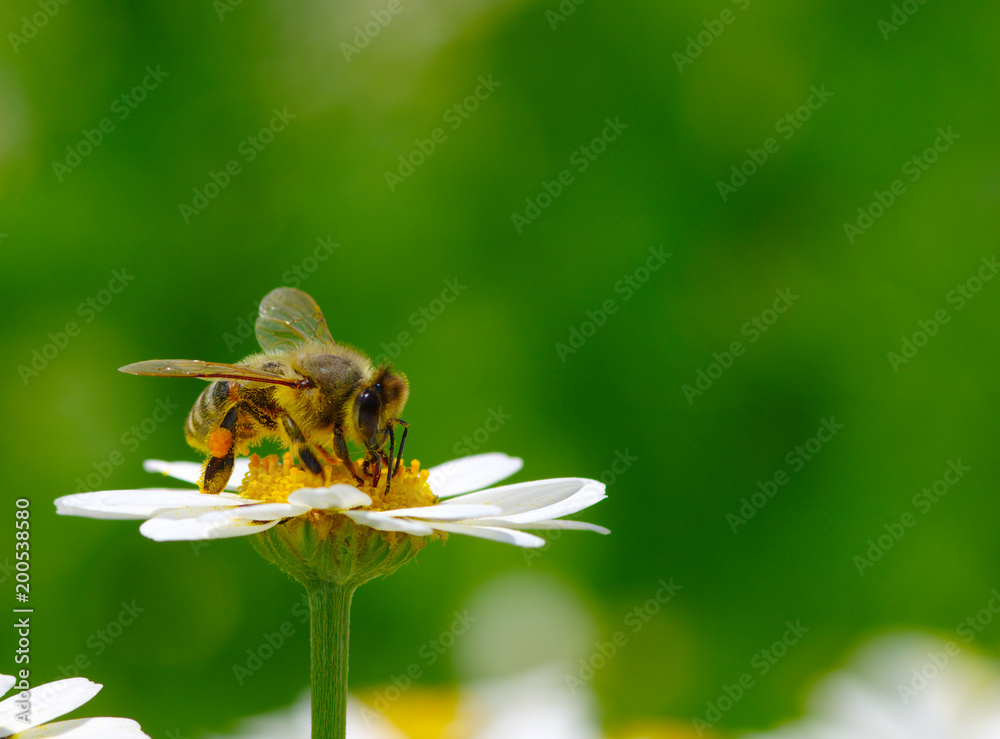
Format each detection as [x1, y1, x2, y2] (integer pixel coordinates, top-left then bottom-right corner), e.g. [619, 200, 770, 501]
[358, 388, 381, 436]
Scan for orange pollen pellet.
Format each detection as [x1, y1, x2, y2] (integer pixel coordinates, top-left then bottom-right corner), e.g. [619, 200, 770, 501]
[207, 427, 234, 458]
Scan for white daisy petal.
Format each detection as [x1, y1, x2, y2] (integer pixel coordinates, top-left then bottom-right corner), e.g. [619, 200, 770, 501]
[0, 674, 15, 696]
[144, 458, 251, 491]
[287, 485, 372, 510]
[203, 502, 308, 522]
[427, 453, 524, 498]
[343, 510, 435, 536]
[492, 483, 606, 525]
[427, 521, 547, 548]
[18, 717, 150, 738]
[142, 459, 200, 487]
[0, 678, 100, 734]
[475, 519, 611, 534]
[440, 479, 605, 523]
[54, 490, 229, 520]
[67, 451, 606, 555]
[377, 503, 502, 521]
[139, 508, 279, 541]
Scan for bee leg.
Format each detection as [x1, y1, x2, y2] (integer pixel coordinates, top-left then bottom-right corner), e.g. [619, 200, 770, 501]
[368, 452, 383, 491]
[314, 445, 340, 467]
[334, 425, 365, 486]
[202, 406, 238, 494]
[280, 414, 322, 476]
[361, 457, 377, 482]
[300, 447, 322, 476]
[382, 425, 396, 496]
[393, 420, 408, 477]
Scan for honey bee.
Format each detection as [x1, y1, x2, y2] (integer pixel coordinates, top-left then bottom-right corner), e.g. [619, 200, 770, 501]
[119, 287, 409, 495]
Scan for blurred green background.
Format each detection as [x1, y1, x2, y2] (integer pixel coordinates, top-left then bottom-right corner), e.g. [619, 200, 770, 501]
[2, 0, 1000, 735]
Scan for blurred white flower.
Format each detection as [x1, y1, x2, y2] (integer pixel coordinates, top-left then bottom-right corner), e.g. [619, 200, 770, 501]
[204, 695, 405, 739]
[204, 667, 597, 739]
[208, 668, 706, 739]
[448, 667, 604, 739]
[0, 673, 148, 738]
[742, 632, 1000, 739]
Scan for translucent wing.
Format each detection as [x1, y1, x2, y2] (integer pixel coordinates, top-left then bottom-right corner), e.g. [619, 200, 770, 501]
[118, 359, 306, 388]
[255, 287, 336, 351]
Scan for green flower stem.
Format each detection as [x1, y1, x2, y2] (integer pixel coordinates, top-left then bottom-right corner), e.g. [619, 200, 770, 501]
[250, 519, 427, 737]
[308, 580, 357, 739]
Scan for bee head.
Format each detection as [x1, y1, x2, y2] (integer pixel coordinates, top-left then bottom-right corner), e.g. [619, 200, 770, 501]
[356, 365, 409, 449]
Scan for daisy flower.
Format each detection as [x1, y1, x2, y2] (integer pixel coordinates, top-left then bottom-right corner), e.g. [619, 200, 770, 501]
[55, 452, 608, 739]
[0, 673, 149, 738]
[54, 452, 608, 548]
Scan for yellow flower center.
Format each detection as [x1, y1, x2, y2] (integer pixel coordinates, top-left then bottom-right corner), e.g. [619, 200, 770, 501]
[238, 452, 438, 512]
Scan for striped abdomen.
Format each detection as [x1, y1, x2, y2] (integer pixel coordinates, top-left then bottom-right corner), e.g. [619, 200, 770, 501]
[185, 380, 235, 451]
